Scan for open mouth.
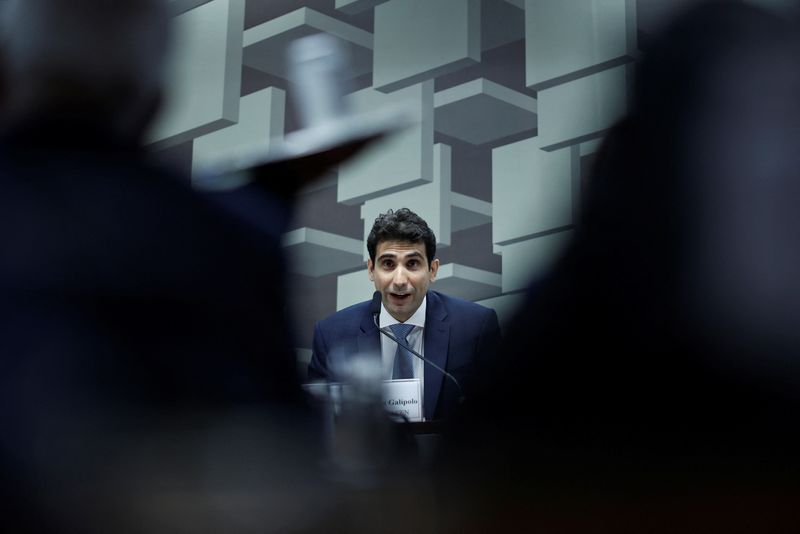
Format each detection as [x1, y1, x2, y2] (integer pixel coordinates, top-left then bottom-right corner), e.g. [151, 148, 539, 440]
[389, 292, 412, 304]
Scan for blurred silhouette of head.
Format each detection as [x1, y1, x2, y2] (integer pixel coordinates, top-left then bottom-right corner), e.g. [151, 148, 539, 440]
[578, 2, 800, 364]
[662, 3, 800, 365]
[0, 0, 170, 143]
[447, 2, 800, 507]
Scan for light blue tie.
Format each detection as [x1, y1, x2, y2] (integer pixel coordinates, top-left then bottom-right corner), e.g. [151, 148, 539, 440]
[389, 323, 415, 380]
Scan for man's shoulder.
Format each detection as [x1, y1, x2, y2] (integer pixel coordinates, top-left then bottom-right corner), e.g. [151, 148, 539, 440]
[316, 299, 372, 330]
[429, 290, 496, 319]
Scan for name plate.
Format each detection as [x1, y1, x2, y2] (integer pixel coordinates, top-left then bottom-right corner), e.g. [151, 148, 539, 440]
[382, 378, 422, 422]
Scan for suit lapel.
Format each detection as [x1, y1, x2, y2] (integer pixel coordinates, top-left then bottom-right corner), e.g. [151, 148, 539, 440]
[423, 291, 449, 421]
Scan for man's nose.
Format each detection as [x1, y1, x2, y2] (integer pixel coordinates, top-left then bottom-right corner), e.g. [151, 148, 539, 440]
[392, 267, 409, 287]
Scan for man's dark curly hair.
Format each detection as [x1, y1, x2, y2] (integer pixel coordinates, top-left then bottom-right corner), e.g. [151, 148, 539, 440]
[367, 208, 437, 266]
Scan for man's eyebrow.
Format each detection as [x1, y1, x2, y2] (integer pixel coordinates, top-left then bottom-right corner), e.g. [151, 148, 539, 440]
[400, 251, 425, 262]
[376, 251, 423, 261]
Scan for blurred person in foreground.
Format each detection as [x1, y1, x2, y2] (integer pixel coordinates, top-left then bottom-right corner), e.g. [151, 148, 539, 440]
[0, 0, 366, 531]
[440, 2, 800, 532]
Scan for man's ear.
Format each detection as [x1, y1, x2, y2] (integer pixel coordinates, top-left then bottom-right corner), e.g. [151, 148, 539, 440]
[367, 259, 374, 281]
[429, 258, 440, 282]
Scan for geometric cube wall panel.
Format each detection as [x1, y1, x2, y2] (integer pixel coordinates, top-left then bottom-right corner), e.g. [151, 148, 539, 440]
[282, 227, 364, 278]
[337, 270, 375, 311]
[499, 231, 573, 293]
[335, 0, 390, 15]
[191, 87, 285, 177]
[482, 0, 525, 50]
[525, 0, 637, 90]
[492, 138, 573, 245]
[451, 193, 492, 233]
[434, 263, 502, 302]
[536, 64, 629, 151]
[147, 0, 245, 149]
[435, 78, 537, 145]
[337, 81, 434, 205]
[579, 138, 603, 157]
[243, 8, 373, 81]
[373, 0, 481, 92]
[168, 0, 214, 16]
[360, 143, 453, 255]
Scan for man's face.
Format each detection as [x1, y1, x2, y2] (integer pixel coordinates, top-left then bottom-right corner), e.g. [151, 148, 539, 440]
[368, 240, 439, 322]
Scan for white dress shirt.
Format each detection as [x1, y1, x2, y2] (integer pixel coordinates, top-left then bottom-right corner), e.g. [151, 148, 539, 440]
[379, 296, 426, 412]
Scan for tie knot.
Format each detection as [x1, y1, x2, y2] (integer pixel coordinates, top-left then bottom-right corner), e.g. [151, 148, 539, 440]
[389, 323, 415, 342]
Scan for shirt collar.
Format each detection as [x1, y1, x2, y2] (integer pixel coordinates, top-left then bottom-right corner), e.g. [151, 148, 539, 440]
[379, 294, 427, 329]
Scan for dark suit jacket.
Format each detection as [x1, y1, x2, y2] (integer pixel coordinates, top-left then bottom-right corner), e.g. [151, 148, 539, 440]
[307, 290, 500, 420]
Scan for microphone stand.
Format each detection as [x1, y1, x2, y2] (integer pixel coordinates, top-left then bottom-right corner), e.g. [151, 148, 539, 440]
[373, 314, 465, 404]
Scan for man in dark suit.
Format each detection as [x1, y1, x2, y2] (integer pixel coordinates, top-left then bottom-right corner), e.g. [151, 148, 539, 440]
[308, 208, 500, 421]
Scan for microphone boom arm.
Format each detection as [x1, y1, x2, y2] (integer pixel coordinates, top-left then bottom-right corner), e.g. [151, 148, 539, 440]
[373, 313, 465, 403]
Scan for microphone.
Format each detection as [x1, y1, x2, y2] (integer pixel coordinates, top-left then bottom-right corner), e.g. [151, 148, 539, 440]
[369, 290, 382, 316]
[369, 291, 465, 403]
